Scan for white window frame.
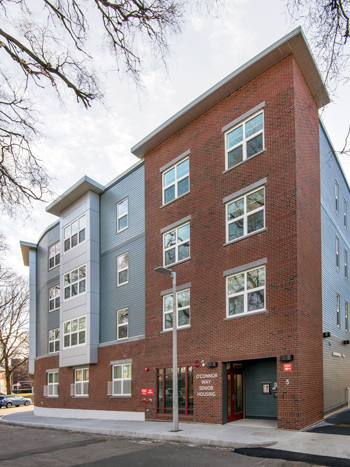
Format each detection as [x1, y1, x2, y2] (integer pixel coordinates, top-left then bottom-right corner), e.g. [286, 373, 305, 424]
[226, 266, 266, 317]
[163, 288, 190, 331]
[345, 249, 348, 279]
[345, 199, 347, 228]
[49, 241, 60, 270]
[73, 368, 89, 396]
[162, 157, 189, 205]
[63, 316, 86, 348]
[337, 294, 341, 328]
[346, 301, 349, 333]
[117, 198, 128, 233]
[117, 308, 129, 340]
[49, 285, 60, 312]
[226, 187, 265, 243]
[163, 222, 190, 267]
[335, 181, 339, 213]
[111, 363, 131, 396]
[47, 371, 59, 397]
[117, 252, 129, 286]
[49, 328, 60, 354]
[64, 214, 86, 252]
[336, 236, 340, 269]
[64, 265, 86, 300]
[225, 110, 264, 170]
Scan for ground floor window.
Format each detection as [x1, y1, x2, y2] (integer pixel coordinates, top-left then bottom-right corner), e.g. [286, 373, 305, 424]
[157, 366, 193, 415]
[72, 368, 89, 396]
[112, 363, 132, 395]
[45, 371, 58, 397]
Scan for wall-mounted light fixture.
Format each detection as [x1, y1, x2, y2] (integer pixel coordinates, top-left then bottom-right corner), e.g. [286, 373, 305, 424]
[280, 355, 293, 362]
[323, 332, 331, 338]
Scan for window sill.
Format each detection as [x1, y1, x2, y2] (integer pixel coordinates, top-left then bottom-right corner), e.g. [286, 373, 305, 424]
[224, 309, 268, 321]
[45, 395, 59, 398]
[223, 228, 267, 246]
[161, 325, 191, 334]
[73, 395, 89, 398]
[109, 395, 132, 398]
[164, 257, 191, 268]
[161, 190, 190, 209]
[223, 149, 266, 174]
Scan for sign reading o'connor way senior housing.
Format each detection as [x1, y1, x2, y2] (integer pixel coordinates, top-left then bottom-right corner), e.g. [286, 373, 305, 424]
[196, 373, 219, 397]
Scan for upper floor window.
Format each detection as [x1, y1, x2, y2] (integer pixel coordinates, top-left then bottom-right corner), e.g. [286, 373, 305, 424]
[163, 158, 189, 205]
[227, 266, 265, 317]
[345, 249, 348, 279]
[45, 371, 59, 397]
[346, 301, 349, 332]
[117, 252, 129, 286]
[345, 199, 347, 228]
[49, 241, 60, 269]
[226, 187, 265, 242]
[335, 181, 339, 213]
[63, 316, 86, 348]
[225, 111, 264, 170]
[163, 223, 190, 267]
[64, 265, 86, 299]
[112, 363, 131, 396]
[64, 215, 86, 252]
[72, 368, 89, 397]
[337, 293, 340, 327]
[117, 198, 128, 232]
[336, 236, 340, 269]
[49, 328, 60, 354]
[163, 288, 190, 331]
[49, 285, 60, 312]
[117, 308, 128, 340]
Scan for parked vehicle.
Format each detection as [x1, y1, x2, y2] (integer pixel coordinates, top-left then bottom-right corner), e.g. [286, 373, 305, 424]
[0, 395, 32, 408]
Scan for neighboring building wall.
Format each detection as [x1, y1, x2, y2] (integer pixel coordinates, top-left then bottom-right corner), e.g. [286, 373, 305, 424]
[143, 55, 323, 429]
[320, 123, 350, 413]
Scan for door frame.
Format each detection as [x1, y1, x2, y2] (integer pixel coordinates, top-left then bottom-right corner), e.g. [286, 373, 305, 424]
[226, 368, 244, 423]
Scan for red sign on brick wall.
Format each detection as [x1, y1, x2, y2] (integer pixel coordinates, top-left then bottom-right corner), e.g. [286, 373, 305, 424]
[141, 388, 154, 395]
[283, 363, 292, 372]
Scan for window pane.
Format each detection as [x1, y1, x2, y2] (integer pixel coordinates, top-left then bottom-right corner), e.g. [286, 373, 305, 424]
[178, 242, 190, 261]
[114, 380, 122, 395]
[118, 200, 128, 218]
[71, 270, 78, 282]
[83, 369, 89, 380]
[79, 229, 86, 243]
[118, 253, 128, 270]
[118, 216, 127, 231]
[247, 210, 264, 233]
[229, 220, 244, 241]
[165, 312, 173, 329]
[79, 331, 85, 344]
[123, 380, 131, 395]
[71, 319, 78, 332]
[49, 257, 55, 269]
[118, 309, 128, 324]
[49, 245, 55, 257]
[227, 125, 243, 148]
[64, 287, 70, 299]
[178, 224, 190, 242]
[178, 308, 190, 326]
[247, 267, 265, 289]
[165, 249, 176, 266]
[71, 221, 78, 235]
[178, 290, 190, 307]
[79, 317, 86, 329]
[71, 234, 78, 248]
[164, 231, 176, 248]
[79, 280, 86, 293]
[228, 145, 243, 168]
[164, 186, 175, 204]
[64, 274, 70, 286]
[228, 274, 244, 294]
[245, 113, 263, 138]
[71, 333, 77, 346]
[248, 290, 265, 311]
[72, 283, 78, 296]
[79, 266, 86, 279]
[114, 366, 122, 379]
[247, 189, 264, 212]
[228, 199, 244, 220]
[64, 322, 71, 333]
[177, 159, 189, 179]
[79, 215, 86, 230]
[178, 177, 189, 197]
[119, 270, 128, 284]
[164, 295, 173, 312]
[164, 167, 175, 187]
[64, 335, 70, 347]
[64, 226, 71, 239]
[118, 325, 128, 339]
[247, 133, 263, 157]
[229, 295, 244, 315]
[124, 364, 131, 378]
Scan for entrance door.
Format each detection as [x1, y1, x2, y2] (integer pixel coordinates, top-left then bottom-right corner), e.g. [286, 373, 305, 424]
[227, 369, 243, 422]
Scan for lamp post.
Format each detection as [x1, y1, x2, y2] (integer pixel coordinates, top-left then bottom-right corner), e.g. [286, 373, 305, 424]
[154, 266, 179, 432]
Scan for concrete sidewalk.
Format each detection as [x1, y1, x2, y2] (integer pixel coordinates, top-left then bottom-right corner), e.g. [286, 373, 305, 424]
[2, 410, 350, 463]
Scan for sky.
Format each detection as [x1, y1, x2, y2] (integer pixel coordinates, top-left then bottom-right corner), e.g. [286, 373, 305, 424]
[2, 0, 350, 276]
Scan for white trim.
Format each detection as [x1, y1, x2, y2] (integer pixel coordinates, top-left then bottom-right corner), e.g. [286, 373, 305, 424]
[160, 149, 190, 173]
[34, 406, 145, 421]
[160, 215, 191, 234]
[221, 102, 265, 133]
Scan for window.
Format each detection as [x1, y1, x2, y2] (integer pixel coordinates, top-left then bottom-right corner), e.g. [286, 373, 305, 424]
[227, 266, 265, 317]
[225, 111, 264, 170]
[226, 187, 265, 242]
[117, 252, 128, 286]
[157, 366, 193, 415]
[47, 372, 59, 397]
[163, 158, 189, 205]
[117, 198, 128, 232]
[64, 215, 86, 252]
[163, 223, 190, 266]
[336, 237, 340, 269]
[345, 199, 347, 228]
[73, 368, 89, 396]
[49, 285, 60, 312]
[112, 363, 131, 395]
[337, 294, 340, 327]
[163, 289, 190, 331]
[64, 265, 86, 299]
[346, 249, 348, 279]
[117, 308, 128, 340]
[335, 181, 339, 212]
[346, 301, 349, 332]
[63, 316, 86, 348]
[49, 241, 60, 269]
[49, 328, 60, 353]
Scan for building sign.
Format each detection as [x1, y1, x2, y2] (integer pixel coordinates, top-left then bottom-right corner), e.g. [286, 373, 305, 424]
[196, 373, 218, 397]
[283, 363, 292, 372]
[141, 388, 154, 395]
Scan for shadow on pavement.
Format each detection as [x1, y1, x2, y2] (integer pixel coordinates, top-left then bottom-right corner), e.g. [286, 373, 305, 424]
[306, 408, 350, 436]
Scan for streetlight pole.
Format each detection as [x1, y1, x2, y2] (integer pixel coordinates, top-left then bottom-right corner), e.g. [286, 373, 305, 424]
[154, 266, 179, 432]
